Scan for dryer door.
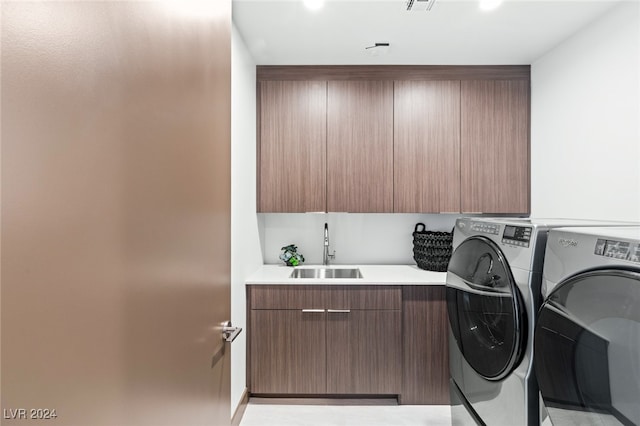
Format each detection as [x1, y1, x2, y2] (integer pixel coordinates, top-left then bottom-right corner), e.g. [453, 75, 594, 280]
[446, 236, 525, 381]
[535, 269, 640, 426]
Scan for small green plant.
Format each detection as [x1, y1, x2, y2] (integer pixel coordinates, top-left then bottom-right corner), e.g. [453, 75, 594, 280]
[279, 244, 305, 267]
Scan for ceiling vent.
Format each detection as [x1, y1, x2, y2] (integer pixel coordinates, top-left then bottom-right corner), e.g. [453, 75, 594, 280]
[406, 0, 437, 11]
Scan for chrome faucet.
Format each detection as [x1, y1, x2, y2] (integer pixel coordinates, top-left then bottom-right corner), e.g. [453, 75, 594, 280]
[323, 222, 335, 266]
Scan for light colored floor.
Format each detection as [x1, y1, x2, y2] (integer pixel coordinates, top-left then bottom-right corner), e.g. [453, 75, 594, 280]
[239, 399, 452, 426]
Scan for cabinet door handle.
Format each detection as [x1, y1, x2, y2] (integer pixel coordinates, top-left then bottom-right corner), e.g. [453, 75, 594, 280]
[327, 309, 350, 313]
[301, 309, 325, 313]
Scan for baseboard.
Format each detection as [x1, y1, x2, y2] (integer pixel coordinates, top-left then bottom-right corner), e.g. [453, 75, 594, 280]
[248, 396, 398, 405]
[231, 388, 250, 426]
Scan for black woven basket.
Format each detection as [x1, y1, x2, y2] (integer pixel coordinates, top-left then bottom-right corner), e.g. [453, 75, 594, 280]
[412, 223, 453, 272]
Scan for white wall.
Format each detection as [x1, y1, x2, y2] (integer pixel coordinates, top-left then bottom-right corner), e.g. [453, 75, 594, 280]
[260, 213, 459, 265]
[231, 24, 263, 414]
[531, 1, 640, 222]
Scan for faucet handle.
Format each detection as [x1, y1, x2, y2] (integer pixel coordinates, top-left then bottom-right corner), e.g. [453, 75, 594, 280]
[328, 250, 336, 260]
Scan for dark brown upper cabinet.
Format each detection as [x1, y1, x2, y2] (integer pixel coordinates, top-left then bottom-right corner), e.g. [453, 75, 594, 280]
[461, 80, 530, 214]
[327, 81, 394, 213]
[394, 80, 461, 213]
[257, 66, 530, 214]
[258, 80, 327, 212]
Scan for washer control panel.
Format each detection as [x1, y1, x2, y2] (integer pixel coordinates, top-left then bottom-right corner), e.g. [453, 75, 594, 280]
[595, 238, 640, 263]
[502, 225, 532, 247]
[470, 222, 500, 235]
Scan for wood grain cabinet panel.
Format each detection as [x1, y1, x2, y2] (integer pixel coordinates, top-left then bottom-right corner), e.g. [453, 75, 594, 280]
[248, 285, 403, 397]
[327, 310, 401, 394]
[258, 80, 327, 212]
[250, 285, 400, 310]
[327, 81, 394, 212]
[461, 80, 530, 214]
[401, 286, 450, 405]
[257, 67, 530, 214]
[250, 309, 326, 394]
[328, 285, 401, 310]
[250, 285, 330, 310]
[394, 81, 461, 213]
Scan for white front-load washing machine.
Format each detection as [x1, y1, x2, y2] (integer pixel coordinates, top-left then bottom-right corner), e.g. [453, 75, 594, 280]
[446, 218, 635, 426]
[535, 226, 640, 426]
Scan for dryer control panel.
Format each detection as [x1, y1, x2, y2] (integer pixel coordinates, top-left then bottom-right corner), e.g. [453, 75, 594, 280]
[502, 225, 532, 247]
[470, 222, 500, 235]
[595, 238, 640, 263]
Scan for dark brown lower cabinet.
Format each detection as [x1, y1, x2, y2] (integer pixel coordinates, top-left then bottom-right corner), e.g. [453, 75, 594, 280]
[247, 285, 448, 403]
[248, 285, 401, 396]
[327, 310, 401, 394]
[401, 286, 450, 404]
[250, 309, 326, 394]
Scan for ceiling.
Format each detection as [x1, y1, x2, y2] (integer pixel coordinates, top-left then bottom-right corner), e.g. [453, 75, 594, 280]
[232, 0, 622, 65]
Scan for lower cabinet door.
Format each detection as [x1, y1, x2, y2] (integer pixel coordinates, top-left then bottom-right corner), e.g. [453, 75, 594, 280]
[401, 286, 450, 404]
[326, 310, 402, 394]
[250, 310, 326, 394]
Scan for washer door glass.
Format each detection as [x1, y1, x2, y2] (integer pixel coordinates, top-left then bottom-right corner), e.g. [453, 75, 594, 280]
[535, 269, 640, 426]
[446, 236, 525, 381]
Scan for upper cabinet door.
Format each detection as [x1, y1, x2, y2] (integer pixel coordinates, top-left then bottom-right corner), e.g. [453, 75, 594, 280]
[259, 81, 327, 212]
[327, 81, 394, 213]
[394, 81, 461, 213]
[461, 80, 530, 214]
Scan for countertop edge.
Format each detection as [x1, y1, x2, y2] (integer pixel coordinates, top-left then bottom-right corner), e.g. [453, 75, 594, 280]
[245, 264, 447, 286]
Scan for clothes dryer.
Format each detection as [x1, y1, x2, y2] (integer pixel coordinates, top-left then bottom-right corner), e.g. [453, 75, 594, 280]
[535, 226, 640, 426]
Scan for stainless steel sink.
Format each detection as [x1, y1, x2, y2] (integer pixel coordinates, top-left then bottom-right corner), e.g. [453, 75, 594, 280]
[289, 268, 363, 279]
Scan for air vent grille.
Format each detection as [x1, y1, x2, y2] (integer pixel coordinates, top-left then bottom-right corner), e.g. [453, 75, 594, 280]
[406, 0, 436, 11]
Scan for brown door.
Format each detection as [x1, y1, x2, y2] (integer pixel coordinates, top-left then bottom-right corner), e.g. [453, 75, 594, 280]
[1, 2, 232, 425]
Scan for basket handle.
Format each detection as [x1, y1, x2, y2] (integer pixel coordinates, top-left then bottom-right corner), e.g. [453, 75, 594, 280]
[414, 223, 426, 233]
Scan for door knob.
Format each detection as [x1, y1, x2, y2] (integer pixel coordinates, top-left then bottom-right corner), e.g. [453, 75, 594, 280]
[221, 320, 242, 342]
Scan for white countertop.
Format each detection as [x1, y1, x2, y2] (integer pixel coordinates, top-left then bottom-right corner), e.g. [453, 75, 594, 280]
[245, 264, 447, 285]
